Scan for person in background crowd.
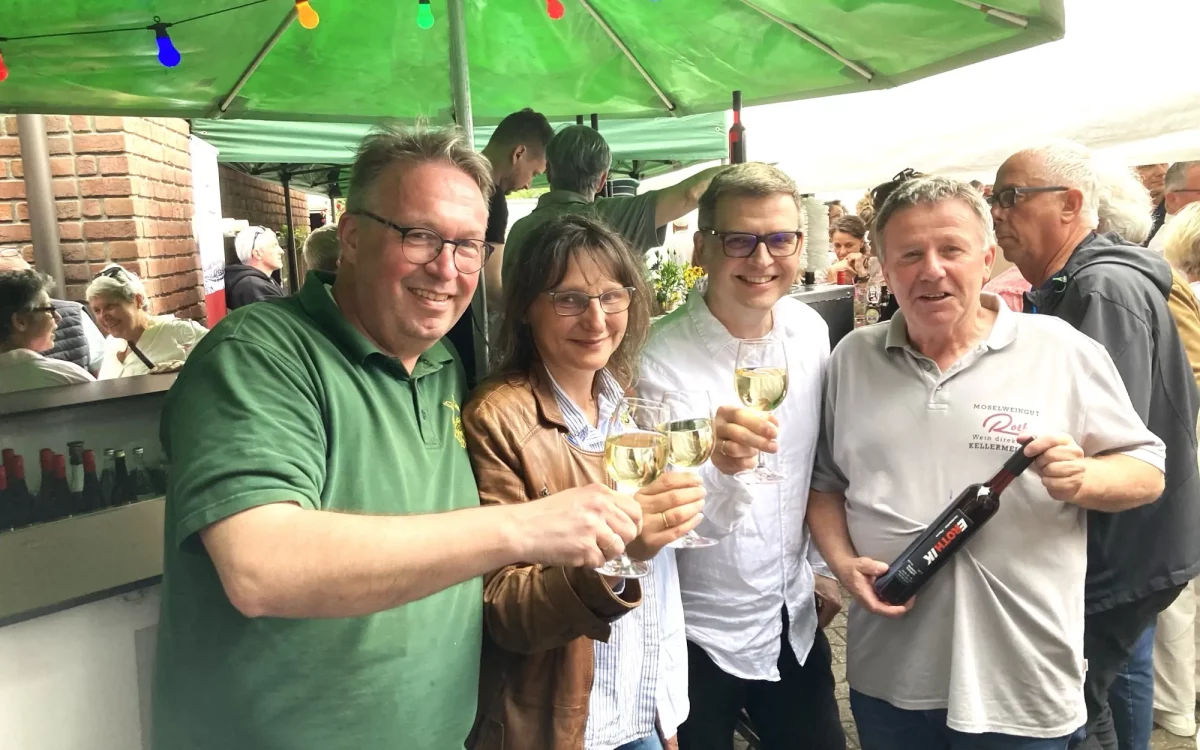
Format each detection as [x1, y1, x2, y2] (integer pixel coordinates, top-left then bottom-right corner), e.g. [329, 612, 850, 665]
[86, 265, 207, 379]
[302, 224, 341, 274]
[463, 214, 703, 750]
[826, 200, 846, 223]
[1136, 164, 1169, 244]
[0, 269, 95, 393]
[225, 226, 286, 310]
[993, 141, 1200, 750]
[1148, 162, 1200, 255]
[0, 248, 106, 375]
[151, 124, 646, 750]
[856, 192, 876, 227]
[502, 126, 723, 286]
[868, 169, 927, 322]
[1152, 199, 1200, 739]
[641, 164, 845, 750]
[809, 175, 1166, 750]
[827, 214, 869, 282]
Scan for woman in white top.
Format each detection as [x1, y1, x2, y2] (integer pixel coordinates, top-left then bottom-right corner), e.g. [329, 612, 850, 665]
[85, 265, 208, 379]
[0, 270, 94, 393]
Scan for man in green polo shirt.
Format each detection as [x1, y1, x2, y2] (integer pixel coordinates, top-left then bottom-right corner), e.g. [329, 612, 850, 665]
[499, 124, 724, 288]
[152, 125, 644, 750]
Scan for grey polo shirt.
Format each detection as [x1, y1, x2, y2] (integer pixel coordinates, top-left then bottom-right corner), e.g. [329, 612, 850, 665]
[811, 293, 1165, 738]
[501, 189, 659, 284]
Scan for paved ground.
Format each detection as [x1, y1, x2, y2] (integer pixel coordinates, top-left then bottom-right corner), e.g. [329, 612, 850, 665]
[731, 588, 1197, 749]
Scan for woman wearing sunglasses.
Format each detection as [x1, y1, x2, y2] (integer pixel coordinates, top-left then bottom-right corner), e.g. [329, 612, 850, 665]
[0, 270, 95, 393]
[86, 264, 208, 378]
[461, 215, 705, 750]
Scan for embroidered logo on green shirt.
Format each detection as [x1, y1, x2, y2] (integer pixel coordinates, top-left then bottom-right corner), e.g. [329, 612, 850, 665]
[443, 400, 465, 447]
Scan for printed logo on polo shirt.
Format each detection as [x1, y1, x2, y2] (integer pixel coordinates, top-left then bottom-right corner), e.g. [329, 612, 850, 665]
[970, 403, 1041, 453]
[443, 400, 466, 448]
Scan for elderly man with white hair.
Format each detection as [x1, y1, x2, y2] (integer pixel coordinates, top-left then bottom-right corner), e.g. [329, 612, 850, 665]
[225, 225, 286, 310]
[992, 142, 1200, 750]
[806, 176, 1166, 750]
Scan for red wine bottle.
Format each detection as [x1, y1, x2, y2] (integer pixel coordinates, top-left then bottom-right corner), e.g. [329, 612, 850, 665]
[81, 450, 105, 513]
[728, 90, 746, 164]
[7, 456, 35, 529]
[874, 442, 1036, 605]
[0, 465, 8, 529]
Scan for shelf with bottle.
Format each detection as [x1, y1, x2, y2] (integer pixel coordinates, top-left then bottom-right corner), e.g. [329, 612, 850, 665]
[0, 442, 166, 533]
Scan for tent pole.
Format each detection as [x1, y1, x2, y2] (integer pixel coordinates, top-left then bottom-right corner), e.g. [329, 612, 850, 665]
[17, 115, 64, 296]
[447, 0, 489, 380]
[214, 7, 297, 118]
[281, 171, 300, 293]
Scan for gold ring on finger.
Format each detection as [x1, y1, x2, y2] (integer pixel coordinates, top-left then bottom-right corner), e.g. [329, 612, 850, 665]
[660, 511, 670, 530]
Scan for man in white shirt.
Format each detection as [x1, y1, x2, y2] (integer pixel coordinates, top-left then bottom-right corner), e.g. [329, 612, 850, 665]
[806, 177, 1167, 750]
[1148, 161, 1200, 254]
[638, 163, 845, 749]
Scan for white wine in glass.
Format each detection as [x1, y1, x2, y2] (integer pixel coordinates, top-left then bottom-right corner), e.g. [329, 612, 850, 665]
[663, 390, 719, 548]
[733, 338, 789, 484]
[598, 398, 668, 579]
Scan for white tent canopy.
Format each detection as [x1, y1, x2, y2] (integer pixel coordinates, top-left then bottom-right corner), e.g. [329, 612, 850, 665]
[746, 0, 1200, 193]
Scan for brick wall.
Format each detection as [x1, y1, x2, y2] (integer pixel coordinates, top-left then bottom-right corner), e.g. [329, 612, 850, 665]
[0, 116, 205, 323]
[218, 166, 311, 246]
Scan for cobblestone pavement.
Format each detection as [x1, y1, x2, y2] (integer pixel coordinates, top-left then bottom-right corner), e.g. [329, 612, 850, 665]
[731, 589, 1197, 749]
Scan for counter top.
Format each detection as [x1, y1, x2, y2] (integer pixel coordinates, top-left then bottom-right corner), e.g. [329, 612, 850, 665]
[0, 373, 177, 418]
[789, 284, 854, 304]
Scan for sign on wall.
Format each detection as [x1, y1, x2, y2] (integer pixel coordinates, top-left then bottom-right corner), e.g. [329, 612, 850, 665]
[189, 135, 226, 325]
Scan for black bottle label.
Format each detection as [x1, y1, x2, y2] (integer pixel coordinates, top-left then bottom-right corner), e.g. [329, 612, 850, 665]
[886, 509, 972, 590]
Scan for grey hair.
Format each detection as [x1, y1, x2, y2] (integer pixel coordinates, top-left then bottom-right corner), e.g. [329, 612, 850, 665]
[346, 123, 494, 214]
[1095, 162, 1153, 244]
[696, 162, 805, 232]
[1165, 161, 1200, 193]
[234, 226, 279, 264]
[303, 224, 341, 273]
[85, 264, 149, 310]
[1011, 141, 1100, 228]
[874, 176, 996, 259]
[545, 125, 611, 195]
[1163, 202, 1200, 279]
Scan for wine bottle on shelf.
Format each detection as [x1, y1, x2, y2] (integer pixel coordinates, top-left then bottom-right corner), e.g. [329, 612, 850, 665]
[81, 450, 104, 513]
[873, 441, 1037, 606]
[0, 465, 8, 529]
[130, 447, 157, 501]
[112, 450, 136, 506]
[52, 454, 70, 520]
[6, 456, 34, 529]
[728, 90, 746, 164]
[2, 448, 14, 474]
[67, 441, 86, 514]
[99, 449, 116, 508]
[34, 449, 57, 523]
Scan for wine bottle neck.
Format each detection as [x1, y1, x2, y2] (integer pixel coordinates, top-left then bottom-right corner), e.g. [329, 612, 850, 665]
[986, 470, 1017, 494]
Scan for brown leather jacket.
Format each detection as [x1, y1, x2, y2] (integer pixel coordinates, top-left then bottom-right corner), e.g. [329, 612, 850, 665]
[462, 367, 643, 750]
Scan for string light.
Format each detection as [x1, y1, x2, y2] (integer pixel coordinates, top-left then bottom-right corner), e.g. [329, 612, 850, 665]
[295, 0, 320, 29]
[417, 0, 435, 29]
[149, 17, 181, 68]
[547, 0, 565, 20]
[0, 50, 7, 83]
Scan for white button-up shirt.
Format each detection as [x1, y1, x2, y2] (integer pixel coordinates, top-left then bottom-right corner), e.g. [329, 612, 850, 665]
[638, 290, 831, 681]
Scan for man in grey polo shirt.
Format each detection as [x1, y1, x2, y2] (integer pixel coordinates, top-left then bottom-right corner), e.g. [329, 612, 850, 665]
[500, 125, 723, 286]
[804, 177, 1166, 749]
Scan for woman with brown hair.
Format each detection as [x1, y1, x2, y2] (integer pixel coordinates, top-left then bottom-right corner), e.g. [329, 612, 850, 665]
[462, 214, 705, 750]
[826, 214, 869, 283]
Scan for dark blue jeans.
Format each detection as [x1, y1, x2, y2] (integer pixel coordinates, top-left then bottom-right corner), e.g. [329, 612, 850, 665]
[851, 690, 1073, 750]
[617, 735, 663, 750]
[1106, 623, 1156, 750]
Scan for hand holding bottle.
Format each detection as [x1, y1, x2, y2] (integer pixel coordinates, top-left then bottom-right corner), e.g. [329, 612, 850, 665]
[1018, 433, 1087, 503]
[710, 405, 779, 476]
[833, 556, 915, 619]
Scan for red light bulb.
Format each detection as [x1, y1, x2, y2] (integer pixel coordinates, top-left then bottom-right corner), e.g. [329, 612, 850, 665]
[547, 0, 565, 20]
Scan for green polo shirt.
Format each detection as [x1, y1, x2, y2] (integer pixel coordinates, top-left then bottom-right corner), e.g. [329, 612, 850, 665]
[152, 271, 481, 750]
[501, 188, 660, 284]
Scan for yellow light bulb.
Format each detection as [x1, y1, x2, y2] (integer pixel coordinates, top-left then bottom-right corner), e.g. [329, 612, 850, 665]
[295, 0, 320, 29]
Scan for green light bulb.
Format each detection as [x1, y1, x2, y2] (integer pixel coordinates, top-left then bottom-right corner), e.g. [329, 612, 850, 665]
[417, 0, 434, 29]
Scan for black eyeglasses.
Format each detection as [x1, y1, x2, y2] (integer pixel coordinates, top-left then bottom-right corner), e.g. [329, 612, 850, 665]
[986, 186, 1069, 209]
[871, 168, 923, 211]
[27, 305, 56, 315]
[700, 229, 803, 258]
[353, 210, 493, 273]
[546, 287, 636, 316]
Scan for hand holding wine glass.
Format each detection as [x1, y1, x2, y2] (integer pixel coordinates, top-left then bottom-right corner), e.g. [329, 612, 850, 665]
[733, 338, 789, 484]
[710, 406, 780, 477]
[599, 398, 670, 579]
[625, 472, 706, 560]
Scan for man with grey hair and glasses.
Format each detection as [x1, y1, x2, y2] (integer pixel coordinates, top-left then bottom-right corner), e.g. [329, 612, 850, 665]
[152, 124, 645, 750]
[807, 175, 1166, 750]
[1148, 161, 1200, 254]
[992, 142, 1200, 750]
[501, 124, 724, 285]
[639, 163, 845, 749]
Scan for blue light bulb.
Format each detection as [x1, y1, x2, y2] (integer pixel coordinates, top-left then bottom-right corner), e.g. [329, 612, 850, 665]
[154, 24, 181, 68]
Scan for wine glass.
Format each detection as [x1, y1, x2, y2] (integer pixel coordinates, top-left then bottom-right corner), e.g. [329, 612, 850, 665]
[598, 397, 669, 579]
[733, 338, 789, 484]
[662, 390, 719, 549]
